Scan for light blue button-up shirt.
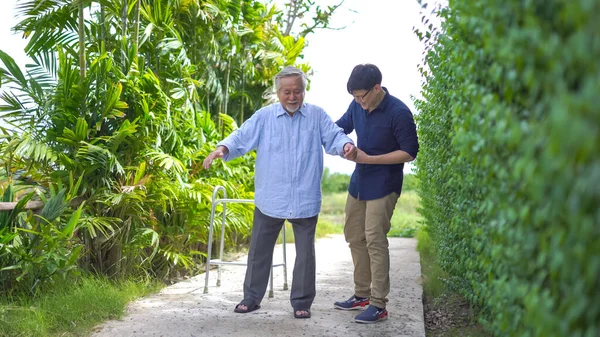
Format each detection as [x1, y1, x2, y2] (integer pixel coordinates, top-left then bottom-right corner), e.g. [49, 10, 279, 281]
[218, 102, 353, 219]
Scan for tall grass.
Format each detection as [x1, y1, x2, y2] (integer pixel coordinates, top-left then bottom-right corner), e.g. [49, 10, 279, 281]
[389, 190, 422, 237]
[416, 229, 446, 298]
[280, 190, 423, 241]
[417, 228, 490, 337]
[276, 218, 343, 244]
[317, 192, 347, 234]
[0, 276, 162, 337]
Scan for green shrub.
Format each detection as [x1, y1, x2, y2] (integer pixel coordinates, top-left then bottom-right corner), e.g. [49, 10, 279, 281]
[0, 182, 84, 296]
[321, 168, 350, 194]
[414, 1, 599, 336]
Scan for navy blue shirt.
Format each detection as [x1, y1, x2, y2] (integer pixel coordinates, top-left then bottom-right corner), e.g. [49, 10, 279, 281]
[336, 88, 419, 200]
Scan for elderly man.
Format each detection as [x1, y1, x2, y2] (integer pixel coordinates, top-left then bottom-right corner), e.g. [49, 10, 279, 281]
[203, 66, 356, 319]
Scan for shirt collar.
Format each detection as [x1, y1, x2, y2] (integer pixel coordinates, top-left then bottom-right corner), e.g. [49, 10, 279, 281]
[376, 87, 391, 112]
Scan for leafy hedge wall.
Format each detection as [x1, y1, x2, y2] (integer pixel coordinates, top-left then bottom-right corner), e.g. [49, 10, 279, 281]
[414, 0, 599, 336]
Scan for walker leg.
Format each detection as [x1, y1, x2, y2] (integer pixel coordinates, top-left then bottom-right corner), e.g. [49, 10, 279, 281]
[217, 202, 227, 287]
[268, 265, 274, 298]
[205, 186, 226, 293]
[282, 225, 288, 290]
[204, 230, 214, 294]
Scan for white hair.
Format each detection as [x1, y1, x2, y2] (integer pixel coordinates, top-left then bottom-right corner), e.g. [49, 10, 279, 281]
[274, 66, 307, 92]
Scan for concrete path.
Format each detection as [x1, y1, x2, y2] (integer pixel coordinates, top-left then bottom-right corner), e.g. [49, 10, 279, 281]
[91, 234, 425, 337]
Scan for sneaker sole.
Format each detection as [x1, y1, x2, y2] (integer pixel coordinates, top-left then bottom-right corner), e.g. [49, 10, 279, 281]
[334, 304, 368, 311]
[354, 316, 388, 324]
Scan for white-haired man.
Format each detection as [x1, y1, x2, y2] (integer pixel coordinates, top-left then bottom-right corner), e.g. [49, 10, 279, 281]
[203, 66, 357, 319]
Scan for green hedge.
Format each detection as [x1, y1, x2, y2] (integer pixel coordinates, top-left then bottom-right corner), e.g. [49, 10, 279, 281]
[414, 1, 599, 336]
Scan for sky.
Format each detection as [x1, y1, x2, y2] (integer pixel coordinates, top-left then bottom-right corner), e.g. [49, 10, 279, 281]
[0, 1, 29, 67]
[0, 0, 426, 175]
[300, 0, 425, 174]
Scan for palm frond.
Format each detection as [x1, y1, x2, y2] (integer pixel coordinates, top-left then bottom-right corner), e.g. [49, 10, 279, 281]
[146, 149, 186, 175]
[14, 0, 79, 59]
[0, 50, 28, 88]
[11, 133, 59, 163]
[39, 188, 68, 222]
[76, 141, 125, 176]
[78, 214, 120, 239]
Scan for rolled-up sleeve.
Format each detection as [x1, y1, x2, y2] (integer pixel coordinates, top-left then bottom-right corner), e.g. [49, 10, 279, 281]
[335, 103, 355, 135]
[393, 109, 419, 159]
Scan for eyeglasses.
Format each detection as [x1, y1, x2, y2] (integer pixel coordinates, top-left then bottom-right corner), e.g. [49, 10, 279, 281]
[353, 88, 372, 101]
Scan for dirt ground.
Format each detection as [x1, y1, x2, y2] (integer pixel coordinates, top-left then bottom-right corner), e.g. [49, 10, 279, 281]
[91, 234, 425, 337]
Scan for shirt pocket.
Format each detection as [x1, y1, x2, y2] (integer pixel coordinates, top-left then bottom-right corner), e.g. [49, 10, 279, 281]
[300, 129, 319, 152]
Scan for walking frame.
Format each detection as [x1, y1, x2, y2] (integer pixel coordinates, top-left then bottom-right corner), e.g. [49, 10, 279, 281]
[203, 185, 289, 298]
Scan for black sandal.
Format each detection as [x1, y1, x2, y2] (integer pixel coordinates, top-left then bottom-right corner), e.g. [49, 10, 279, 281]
[293, 308, 311, 319]
[234, 301, 261, 313]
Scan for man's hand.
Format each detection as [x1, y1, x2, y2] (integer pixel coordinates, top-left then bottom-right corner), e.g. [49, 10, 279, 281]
[353, 148, 369, 163]
[343, 142, 358, 161]
[345, 147, 369, 164]
[203, 146, 228, 169]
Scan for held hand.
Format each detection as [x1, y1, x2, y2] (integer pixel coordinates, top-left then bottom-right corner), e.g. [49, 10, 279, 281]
[202, 149, 225, 170]
[343, 143, 358, 161]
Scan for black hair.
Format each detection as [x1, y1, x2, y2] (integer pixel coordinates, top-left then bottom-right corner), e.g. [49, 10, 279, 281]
[346, 64, 382, 93]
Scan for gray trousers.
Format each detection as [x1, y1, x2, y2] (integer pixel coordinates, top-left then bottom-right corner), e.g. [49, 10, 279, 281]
[243, 207, 317, 310]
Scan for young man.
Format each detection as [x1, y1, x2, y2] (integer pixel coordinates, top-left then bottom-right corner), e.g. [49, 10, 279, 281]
[334, 64, 419, 323]
[203, 66, 357, 319]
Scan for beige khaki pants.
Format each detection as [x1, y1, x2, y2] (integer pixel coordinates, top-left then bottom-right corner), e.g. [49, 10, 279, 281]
[343, 192, 400, 309]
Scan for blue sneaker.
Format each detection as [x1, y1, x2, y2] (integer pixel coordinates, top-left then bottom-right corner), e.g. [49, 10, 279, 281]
[334, 295, 370, 310]
[354, 305, 388, 323]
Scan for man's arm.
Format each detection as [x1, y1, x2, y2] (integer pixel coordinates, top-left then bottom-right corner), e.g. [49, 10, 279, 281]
[318, 108, 354, 157]
[352, 107, 418, 165]
[392, 109, 419, 160]
[353, 148, 414, 164]
[335, 102, 355, 135]
[336, 103, 358, 159]
[202, 111, 263, 170]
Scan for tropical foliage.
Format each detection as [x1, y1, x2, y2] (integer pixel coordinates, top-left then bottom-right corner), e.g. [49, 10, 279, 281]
[0, 0, 342, 295]
[414, 0, 599, 336]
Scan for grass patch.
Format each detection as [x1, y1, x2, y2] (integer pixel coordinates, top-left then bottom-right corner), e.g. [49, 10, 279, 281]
[389, 190, 423, 238]
[317, 192, 347, 236]
[416, 228, 489, 337]
[0, 276, 163, 337]
[319, 192, 348, 214]
[276, 218, 343, 244]
[416, 229, 447, 298]
[276, 193, 347, 244]
[276, 190, 423, 243]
